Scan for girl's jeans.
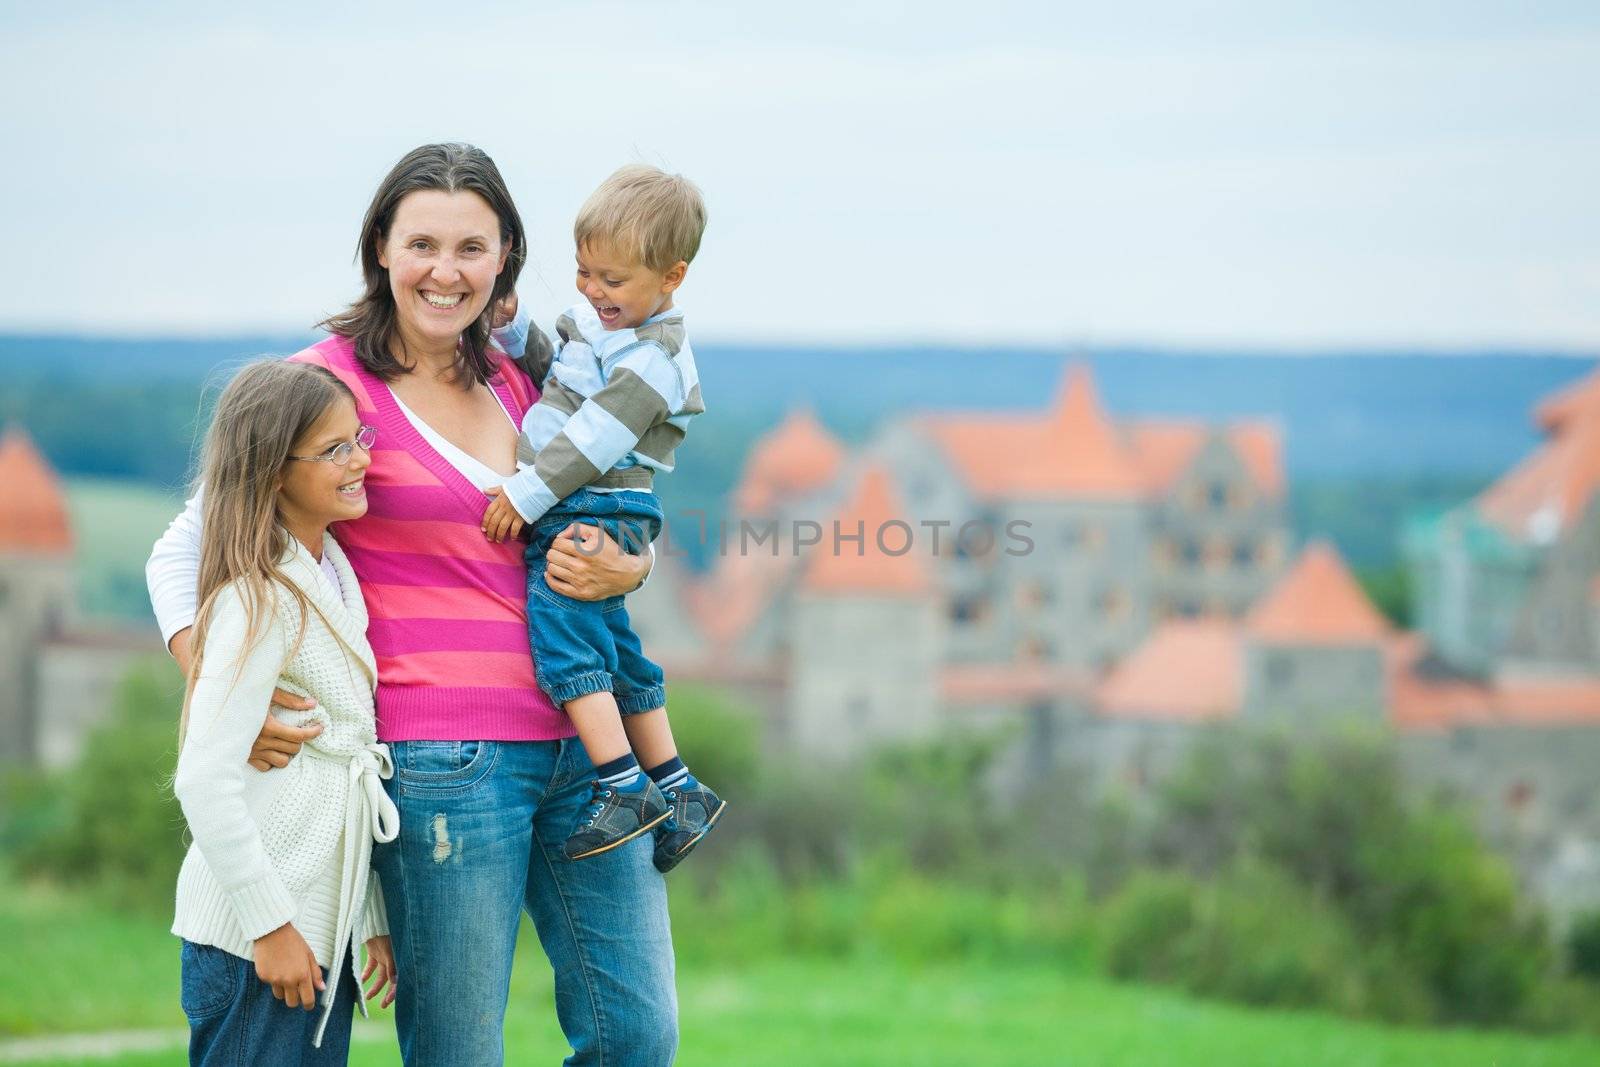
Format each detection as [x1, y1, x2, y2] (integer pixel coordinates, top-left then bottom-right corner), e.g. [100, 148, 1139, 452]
[371, 737, 678, 1066]
[180, 940, 356, 1066]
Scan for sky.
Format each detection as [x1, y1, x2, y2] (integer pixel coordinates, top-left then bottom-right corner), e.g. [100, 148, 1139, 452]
[3, 1, 1598, 349]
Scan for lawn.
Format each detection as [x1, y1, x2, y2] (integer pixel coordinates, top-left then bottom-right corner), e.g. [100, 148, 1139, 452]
[6, 878, 1600, 1066]
[62, 478, 185, 621]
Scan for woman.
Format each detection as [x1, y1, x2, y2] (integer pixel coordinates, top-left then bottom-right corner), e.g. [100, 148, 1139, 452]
[148, 143, 676, 1067]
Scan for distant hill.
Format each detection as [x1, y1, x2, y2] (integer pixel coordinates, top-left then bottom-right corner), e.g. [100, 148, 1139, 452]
[2, 332, 1590, 479]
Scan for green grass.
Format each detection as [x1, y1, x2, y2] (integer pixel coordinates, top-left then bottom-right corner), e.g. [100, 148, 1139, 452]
[62, 478, 185, 621]
[7, 879, 1600, 1066]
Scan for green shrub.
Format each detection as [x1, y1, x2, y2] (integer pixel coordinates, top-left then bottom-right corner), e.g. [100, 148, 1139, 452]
[1567, 910, 1600, 981]
[1099, 869, 1199, 984]
[6, 660, 186, 914]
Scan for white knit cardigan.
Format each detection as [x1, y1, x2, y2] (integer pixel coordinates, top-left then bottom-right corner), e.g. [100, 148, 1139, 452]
[172, 532, 397, 1045]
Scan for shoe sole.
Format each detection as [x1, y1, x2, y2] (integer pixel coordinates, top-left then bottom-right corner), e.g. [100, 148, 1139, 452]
[566, 809, 673, 862]
[655, 799, 728, 873]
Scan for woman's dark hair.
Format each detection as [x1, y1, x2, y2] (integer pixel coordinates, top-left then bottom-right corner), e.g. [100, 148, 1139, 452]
[320, 143, 526, 387]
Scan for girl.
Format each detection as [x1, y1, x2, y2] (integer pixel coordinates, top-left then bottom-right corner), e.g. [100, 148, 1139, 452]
[171, 359, 399, 1064]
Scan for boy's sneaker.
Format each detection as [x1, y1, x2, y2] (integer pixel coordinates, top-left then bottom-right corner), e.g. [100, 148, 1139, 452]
[653, 776, 727, 873]
[564, 776, 671, 861]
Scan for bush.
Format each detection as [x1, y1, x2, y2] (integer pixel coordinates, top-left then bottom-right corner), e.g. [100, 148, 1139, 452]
[1099, 869, 1199, 985]
[5, 661, 186, 914]
[1132, 723, 1560, 1028]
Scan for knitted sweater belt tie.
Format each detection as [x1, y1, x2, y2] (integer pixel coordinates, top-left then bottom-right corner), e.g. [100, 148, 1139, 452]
[311, 742, 400, 1049]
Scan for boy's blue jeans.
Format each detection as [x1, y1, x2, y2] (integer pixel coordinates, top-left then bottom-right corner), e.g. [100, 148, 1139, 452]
[180, 940, 357, 1066]
[524, 488, 666, 713]
[369, 737, 677, 1067]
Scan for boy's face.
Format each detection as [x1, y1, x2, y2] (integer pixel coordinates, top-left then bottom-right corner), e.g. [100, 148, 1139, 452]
[575, 241, 686, 331]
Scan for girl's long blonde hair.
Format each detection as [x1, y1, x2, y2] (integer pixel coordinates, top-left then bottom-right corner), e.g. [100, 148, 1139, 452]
[179, 359, 356, 744]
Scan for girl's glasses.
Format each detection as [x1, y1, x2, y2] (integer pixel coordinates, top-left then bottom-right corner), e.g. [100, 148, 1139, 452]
[288, 424, 378, 466]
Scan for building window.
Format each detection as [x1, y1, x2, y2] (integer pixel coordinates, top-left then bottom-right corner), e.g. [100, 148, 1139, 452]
[1018, 635, 1052, 661]
[1232, 541, 1255, 568]
[1208, 482, 1230, 510]
[950, 597, 988, 625]
[1181, 539, 1202, 566]
[1265, 652, 1295, 689]
[1098, 587, 1129, 622]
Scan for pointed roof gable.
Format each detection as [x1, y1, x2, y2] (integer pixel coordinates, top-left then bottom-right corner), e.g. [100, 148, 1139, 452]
[802, 464, 931, 596]
[733, 409, 845, 515]
[924, 363, 1144, 501]
[0, 428, 73, 555]
[1099, 618, 1244, 721]
[1475, 412, 1600, 544]
[1246, 541, 1389, 645]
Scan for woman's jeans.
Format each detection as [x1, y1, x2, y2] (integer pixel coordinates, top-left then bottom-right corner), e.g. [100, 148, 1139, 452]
[180, 940, 356, 1066]
[370, 737, 678, 1066]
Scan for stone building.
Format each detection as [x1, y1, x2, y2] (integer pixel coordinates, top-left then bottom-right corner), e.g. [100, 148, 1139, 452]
[628, 359, 1600, 921]
[0, 428, 157, 768]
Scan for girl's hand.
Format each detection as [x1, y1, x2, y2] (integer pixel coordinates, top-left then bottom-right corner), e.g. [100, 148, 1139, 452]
[481, 486, 525, 543]
[254, 923, 323, 1011]
[361, 935, 398, 1009]
[545, 523, 651, 600]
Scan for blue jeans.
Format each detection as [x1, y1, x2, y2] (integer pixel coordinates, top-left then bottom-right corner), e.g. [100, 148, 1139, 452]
[370, 738, 678, 1066]
[180, 939, 357, 1066]
[524, 488, 666, 712]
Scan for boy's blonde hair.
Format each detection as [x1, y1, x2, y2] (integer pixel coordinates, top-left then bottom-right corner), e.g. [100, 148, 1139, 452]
[574, 164, 706, 272]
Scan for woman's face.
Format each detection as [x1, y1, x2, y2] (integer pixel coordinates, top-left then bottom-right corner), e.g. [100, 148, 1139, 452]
[377, 189, 509, 355]
[277, 397, 372, 538]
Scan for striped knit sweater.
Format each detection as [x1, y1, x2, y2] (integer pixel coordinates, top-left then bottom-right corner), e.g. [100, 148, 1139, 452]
[500, 304, 704, 525]
[284, 336, 572, 741]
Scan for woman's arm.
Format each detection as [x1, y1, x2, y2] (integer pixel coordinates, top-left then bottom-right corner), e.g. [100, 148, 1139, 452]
[147, 490, 321, 769]
[172, 586, 299, 938]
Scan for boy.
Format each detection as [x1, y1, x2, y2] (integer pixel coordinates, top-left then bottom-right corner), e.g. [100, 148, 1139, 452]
[483, 164, 724, 871]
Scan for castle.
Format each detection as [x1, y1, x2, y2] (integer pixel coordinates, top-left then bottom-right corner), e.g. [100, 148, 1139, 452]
[0, 429, 156, 767]
[5, 359, 1599, 918]
[626, 360, 1600, 921]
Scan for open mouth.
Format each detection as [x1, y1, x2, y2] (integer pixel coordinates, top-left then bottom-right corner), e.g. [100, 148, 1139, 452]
[338, 478, 365, 498]
[594, 304, 622, 325]
[421, 291, 464, 310]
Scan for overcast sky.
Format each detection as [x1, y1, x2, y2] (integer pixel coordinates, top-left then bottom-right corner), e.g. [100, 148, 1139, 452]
[3, 1, 1597, 349]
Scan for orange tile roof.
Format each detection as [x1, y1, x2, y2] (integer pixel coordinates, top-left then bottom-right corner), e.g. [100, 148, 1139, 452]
[801, 464, 932, 596]
[1246, 541, 1389, 645]
[1126, 423, 1206, 495]
[0, 428, 73, 555]
[940, 662, 1096, 704]
[1535, 363, 1600, 434]
[1125, 420, 1285, 499]
[1098, 618, 1244, 721]
[1227, 422, 1285, 499]
[732, 409, 844, 515]
[1475, 411, 1600, 543]
[923, 363, 1145, 501]
[1384, 634, 1495, 733]
[1488, 674, 1600, 725]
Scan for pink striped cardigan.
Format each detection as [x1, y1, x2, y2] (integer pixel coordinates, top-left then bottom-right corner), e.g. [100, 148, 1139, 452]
[290, 335, 573, 742]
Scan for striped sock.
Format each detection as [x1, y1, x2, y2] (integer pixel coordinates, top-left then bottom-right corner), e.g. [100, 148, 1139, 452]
[595, 754, 643, 790]
[647, 756, 691, 793]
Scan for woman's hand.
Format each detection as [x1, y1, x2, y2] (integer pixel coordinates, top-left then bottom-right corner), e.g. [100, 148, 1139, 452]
[248, 712, 323, 772]
[254, 923, 323, 1010]
[171, 626, 322, 771]
[545, 523, 651, 601]
[361, 935, 398, 1009]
